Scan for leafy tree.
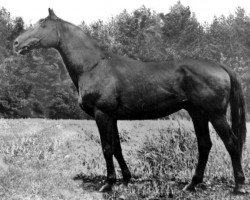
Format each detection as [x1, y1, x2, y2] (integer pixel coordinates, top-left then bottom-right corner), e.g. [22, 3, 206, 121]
[0, 56, 34, 118]
[159, 1, 204, 59]
[47, 86, 90, 119]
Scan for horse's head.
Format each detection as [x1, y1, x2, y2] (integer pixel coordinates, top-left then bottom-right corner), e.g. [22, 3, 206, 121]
[14, 8, 60, 55]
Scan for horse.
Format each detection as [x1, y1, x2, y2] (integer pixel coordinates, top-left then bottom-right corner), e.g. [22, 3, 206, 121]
[14, 9, 247, 194]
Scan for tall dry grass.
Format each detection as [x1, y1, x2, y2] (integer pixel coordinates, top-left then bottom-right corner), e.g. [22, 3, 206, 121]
[0, 119, 249, 199]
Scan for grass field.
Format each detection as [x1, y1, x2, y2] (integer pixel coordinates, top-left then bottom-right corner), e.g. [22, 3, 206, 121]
[0, 118, 249, 200]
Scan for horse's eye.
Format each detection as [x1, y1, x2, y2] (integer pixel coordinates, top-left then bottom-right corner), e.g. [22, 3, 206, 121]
[40, 23, 46, 28]
[38, 19, 47, 28]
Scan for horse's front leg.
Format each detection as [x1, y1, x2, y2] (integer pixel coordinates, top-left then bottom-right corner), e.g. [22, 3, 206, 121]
[112, 120, 131, 185]
[95, 109, 116, 192]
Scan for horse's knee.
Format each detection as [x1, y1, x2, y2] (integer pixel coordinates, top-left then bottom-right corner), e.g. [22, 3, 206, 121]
[203, 140, 212, 152]
[103, 144, 113, 157]
[198, 138, 212, 154]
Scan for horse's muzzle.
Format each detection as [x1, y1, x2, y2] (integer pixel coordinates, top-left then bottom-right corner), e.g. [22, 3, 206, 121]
[13, 38, 40, 55]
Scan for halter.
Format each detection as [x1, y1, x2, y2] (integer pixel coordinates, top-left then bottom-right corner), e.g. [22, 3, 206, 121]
[35, 21, 61, 48]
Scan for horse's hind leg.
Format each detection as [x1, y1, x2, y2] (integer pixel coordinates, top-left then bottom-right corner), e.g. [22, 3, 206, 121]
[184, 109, 212, 191]
[210, 115, 246, 194]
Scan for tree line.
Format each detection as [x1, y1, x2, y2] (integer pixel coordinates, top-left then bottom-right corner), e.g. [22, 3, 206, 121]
[0, 1, 249, 119]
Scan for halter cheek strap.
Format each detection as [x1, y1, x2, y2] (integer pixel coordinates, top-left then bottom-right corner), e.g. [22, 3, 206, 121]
[55, 23, 61, 47]
[36, 24, 61, 48]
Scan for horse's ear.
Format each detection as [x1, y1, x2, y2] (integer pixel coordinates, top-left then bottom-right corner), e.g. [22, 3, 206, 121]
[48, 8, 58, 20]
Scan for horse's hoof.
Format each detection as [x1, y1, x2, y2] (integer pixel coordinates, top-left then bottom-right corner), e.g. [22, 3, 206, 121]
[183, 183, 196, 192]
[233, 184, 248, 195]
[99, 183, 113, 192]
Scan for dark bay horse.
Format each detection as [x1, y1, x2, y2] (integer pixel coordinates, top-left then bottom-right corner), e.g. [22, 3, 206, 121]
[14, 9, 247, 194]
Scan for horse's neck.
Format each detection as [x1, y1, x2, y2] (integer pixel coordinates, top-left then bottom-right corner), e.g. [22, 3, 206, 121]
[56, 23, 104, 90]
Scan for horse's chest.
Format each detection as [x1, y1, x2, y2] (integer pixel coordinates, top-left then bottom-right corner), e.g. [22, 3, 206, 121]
[77, 73, 118, 116]
[78, 89, 101, 116]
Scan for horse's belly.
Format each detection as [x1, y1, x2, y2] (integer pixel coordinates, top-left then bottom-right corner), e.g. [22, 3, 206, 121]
[115, 96, 185, 120]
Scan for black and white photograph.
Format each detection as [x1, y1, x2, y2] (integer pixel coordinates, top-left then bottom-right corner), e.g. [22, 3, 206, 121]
[0, 0, 249, 199]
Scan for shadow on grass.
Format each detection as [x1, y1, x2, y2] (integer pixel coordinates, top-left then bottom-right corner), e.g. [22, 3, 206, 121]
[72, 173, 250, 199]
[73, 173, 106, 191]
[72, 173, 162, 191]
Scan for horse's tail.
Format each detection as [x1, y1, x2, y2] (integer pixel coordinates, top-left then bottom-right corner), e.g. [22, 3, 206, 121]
[221, 64, 246, 153]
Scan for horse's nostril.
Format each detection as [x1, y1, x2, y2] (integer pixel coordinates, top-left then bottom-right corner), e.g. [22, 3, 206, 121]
[14, 40, 19, 46]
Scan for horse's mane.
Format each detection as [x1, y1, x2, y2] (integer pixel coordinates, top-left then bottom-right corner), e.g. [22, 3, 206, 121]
[56, 18, 107, 54]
